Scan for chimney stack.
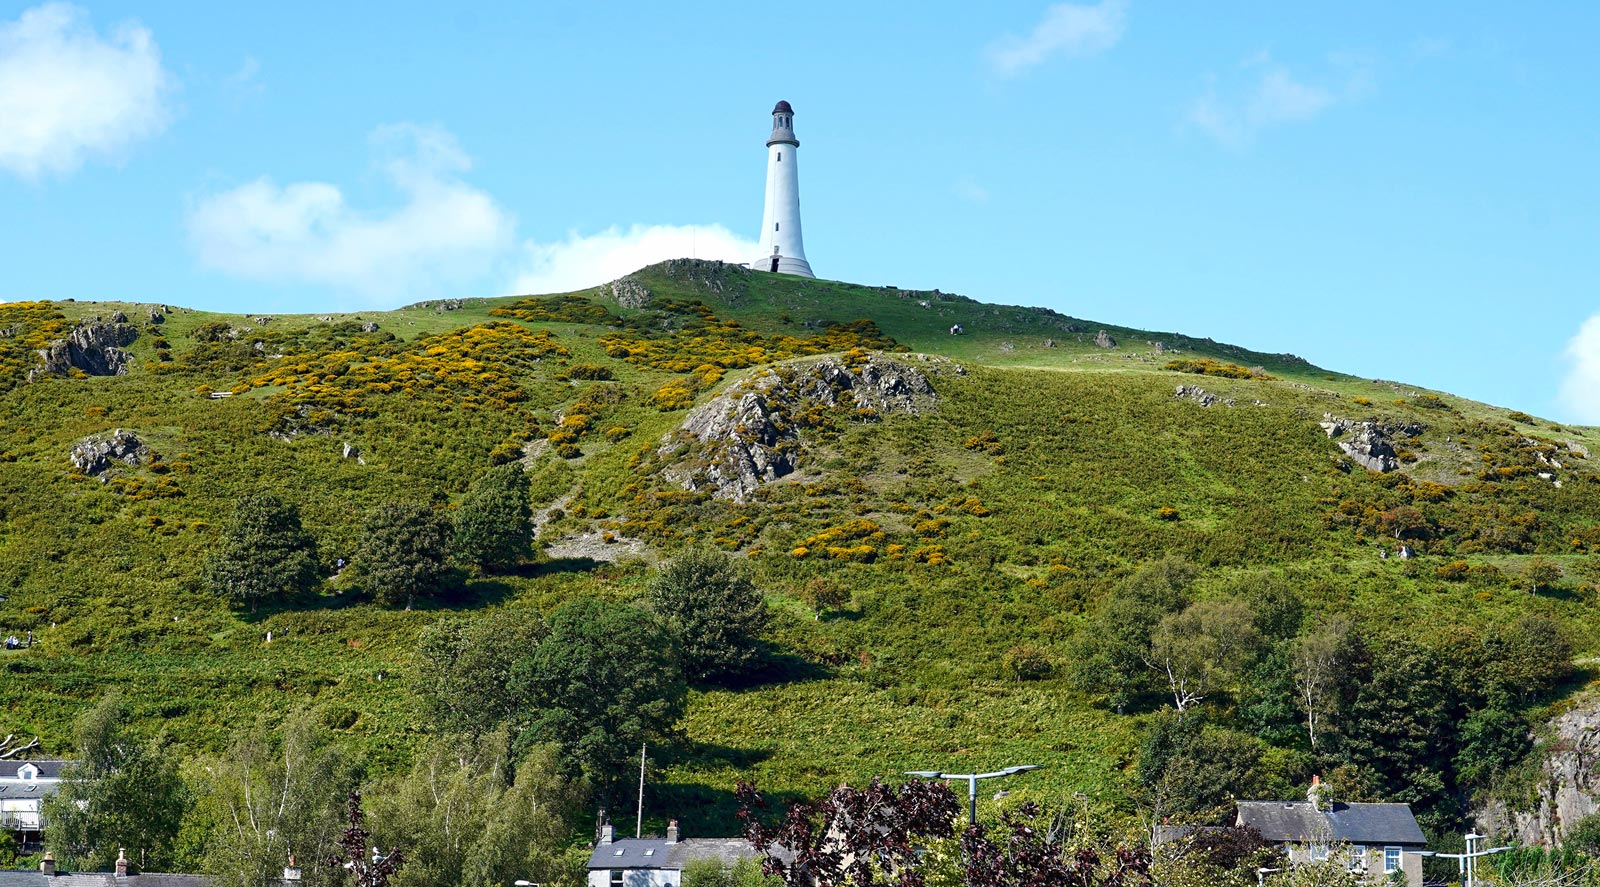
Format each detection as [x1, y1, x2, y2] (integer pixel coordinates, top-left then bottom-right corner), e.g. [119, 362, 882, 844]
[39, 852, 55, 876]
[284, 853, 303, 882]
[115, 847, 129, 877]
[1307, 775, 1325, 811]
[601, 823, 615, 845]
[666, 819, 680, 844]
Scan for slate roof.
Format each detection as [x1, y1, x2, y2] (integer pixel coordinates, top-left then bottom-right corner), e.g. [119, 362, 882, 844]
[1236, 801, 1426, 846]
[0, 873, 209, 886]
[587, 837, 765, 871]
[0, 781, 56, 800]
[0, 760, 67, 780]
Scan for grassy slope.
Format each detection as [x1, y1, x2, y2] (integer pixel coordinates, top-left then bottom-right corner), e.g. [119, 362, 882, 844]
[2, 263, 1597, 835]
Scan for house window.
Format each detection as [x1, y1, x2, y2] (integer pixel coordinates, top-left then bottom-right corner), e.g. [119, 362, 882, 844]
[609, 870, 624, 887]
[1310, 844, 1329, 861]
[1347, 848, 1365, 872]
[1384, 847, 1401, 874]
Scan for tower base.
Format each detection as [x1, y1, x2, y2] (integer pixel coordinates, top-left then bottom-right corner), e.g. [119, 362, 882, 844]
[750, 255, 814, 278]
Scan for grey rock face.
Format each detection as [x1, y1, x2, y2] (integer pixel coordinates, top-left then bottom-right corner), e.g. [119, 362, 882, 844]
[69, 429, 147, 476]
[360, 322, 380, 333]
[36, 321, 138, 377]
[1095, 330, 1117, 349]
[109, 310, 128, 323]
[1319, 415, 1423, 472]
[1174, 385, 1235, 408]
[662, 354, 946, 502]
[607, 277, 653, 309]
[1478, 698, 1600, 845]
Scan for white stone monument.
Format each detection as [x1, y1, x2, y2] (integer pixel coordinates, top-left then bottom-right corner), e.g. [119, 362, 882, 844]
[752, 100, 815, 278]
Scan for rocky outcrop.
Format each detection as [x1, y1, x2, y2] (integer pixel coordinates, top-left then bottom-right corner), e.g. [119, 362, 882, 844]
[1319, 415, 1424, 472]
[35, 321, 138, 378]
[662, 354, 949, 502]
[1095, 330, 1117, 349]
[1478, 696, 1600, 845]
[69, 429, 147, 476]
[360, 322, 380, 333]
[1175, 385, 1235, 408]
[604, 277, 652, 309]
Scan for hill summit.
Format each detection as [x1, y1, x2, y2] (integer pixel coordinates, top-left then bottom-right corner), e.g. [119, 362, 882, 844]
[1, 259, 1596, 838]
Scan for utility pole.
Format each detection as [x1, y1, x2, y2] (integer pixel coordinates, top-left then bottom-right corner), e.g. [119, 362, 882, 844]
[636, 743, 646, 839]
[904, 766, 1041, 825]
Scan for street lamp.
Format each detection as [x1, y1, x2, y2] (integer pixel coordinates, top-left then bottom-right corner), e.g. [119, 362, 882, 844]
[905, 765, 1041, 825]
[1433, 832, 1510, 887]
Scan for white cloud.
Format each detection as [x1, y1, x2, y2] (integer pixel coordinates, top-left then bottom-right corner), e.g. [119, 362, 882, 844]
[510, 224, 758, 295]
[1559, 314, 1600, 425]
[0, 2, 171, 180]
[1189, 53, 1371, 146]
[986, 0, 1128, 77]
[187, 123, 516, 299]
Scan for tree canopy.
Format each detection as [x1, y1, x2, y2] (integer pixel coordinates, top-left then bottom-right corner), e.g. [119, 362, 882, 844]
[647, 547, 770, 683]
[452, 464, 534, 573]
[203, 493, 321, 610]
[357, 502, 452, 609]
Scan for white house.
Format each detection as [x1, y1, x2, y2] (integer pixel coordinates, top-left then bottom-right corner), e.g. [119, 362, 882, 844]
[0, 759, 66, 848]
[586, 820, 766, 887]
[1237, 781, 1427, 887]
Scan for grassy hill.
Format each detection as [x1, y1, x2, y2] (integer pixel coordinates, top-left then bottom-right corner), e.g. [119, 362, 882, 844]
[2, 259, 1597, 837]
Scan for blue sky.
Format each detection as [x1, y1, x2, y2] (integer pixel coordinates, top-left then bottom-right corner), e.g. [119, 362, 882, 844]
[2, 1, 1598, 422]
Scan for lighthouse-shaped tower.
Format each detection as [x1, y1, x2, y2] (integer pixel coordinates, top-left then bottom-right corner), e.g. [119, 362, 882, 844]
[752, 100, 814, 278]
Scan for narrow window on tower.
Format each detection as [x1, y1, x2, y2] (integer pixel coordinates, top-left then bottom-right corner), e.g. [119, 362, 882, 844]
[774, 223, 779, 231]
[777, 152, 782, 161]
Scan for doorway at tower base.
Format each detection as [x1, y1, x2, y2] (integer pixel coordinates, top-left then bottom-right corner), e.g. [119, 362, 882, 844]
[750, 255, 815, 278]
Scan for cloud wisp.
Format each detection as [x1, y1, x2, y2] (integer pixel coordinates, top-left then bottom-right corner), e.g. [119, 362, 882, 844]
[985, 0, 1128, 78]
[187, 123, 516, 301]
[1189, 53, 1372, 147]
[1559, 314, 1600, 425]
[511, 224, 757, 296]
[0, 2, 173, 180]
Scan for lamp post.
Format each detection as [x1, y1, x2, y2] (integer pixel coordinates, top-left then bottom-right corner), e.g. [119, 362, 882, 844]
[904, 766, 1040, 825]
[1433, 831, 1511, 887]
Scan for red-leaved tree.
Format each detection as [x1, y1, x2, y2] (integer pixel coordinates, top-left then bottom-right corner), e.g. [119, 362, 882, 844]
[328, 791, 405, 887]
[737, 778, 960, 887]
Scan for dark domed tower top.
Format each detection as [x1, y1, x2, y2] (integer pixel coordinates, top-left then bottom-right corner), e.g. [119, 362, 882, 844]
[768, 100, 798, 148]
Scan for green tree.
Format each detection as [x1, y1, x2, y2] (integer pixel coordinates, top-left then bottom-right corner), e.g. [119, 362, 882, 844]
[1146, 598, 1261, 713]
[187, 709, 361, 887]
[1454, 706, 1529, 790]
[203, 493, 320, 610]
[42, 694, 188, 872]
[511, 597, 686, 792]
[358, 503, 452, 609]
[416, 609, 549, 735]
[369, 732, 586, 887]
[1293, 616, 1357, 753]
[798, 577, 849, 620]
[1523, 557, 1563, 594]
[452, 464, 533, 573]
[1069, 556, 1198, 712]
[647, 547, 770, 683]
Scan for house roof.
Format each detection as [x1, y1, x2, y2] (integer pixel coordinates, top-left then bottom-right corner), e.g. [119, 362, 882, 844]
[0, 781, 58, 800]
[587, 837, 765, 871]
[0, 760, 67, 780]
[1236, 801, 1426, 846]
[0, 873, 209, 886]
